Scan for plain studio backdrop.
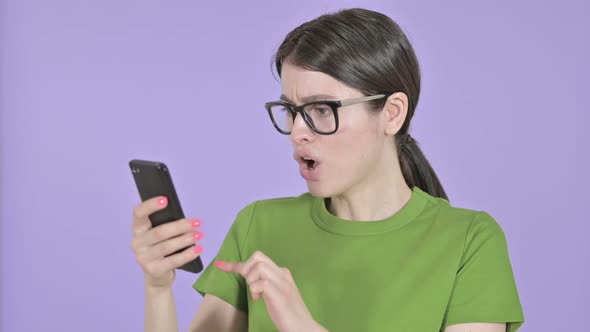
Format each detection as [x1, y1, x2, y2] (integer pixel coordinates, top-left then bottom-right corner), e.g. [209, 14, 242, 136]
[0, 0, 587, 331]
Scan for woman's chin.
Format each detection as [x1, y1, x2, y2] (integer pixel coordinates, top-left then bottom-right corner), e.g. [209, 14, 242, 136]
[306, 181, 336, 198]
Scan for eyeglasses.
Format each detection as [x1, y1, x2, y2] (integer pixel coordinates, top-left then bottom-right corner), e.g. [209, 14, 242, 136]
[264, 94, 390, 135]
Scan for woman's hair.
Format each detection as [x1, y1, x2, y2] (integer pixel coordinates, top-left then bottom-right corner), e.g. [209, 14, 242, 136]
[273, 8, 449, 201]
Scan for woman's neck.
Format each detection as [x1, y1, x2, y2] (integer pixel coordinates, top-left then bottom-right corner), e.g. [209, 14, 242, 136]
[326, 153, 412, 222]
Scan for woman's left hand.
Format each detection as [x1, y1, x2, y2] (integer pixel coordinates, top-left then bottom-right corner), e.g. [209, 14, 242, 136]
[214, 250, 326, 332]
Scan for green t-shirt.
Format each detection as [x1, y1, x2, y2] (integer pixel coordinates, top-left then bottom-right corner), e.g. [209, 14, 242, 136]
[193, 186, 524, 331]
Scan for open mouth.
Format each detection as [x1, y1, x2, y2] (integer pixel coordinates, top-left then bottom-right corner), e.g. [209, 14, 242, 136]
[302, 157, 317, 170]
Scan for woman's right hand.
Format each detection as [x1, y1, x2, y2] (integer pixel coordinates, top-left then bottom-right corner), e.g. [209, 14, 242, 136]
[130, 196, 204, 288]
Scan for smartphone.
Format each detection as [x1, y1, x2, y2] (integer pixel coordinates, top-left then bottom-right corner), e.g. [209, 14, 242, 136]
[129, 159, 203, 274]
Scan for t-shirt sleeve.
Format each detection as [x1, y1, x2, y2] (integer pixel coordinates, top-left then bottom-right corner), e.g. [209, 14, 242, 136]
[441, 211, 525, 332]
[191, 201, 258, 313]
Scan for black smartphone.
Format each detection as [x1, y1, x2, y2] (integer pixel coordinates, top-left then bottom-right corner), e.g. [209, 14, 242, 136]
[129, 159, 203, 274]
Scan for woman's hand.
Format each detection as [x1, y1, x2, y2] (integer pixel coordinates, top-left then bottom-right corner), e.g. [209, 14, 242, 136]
[130, 196, 205, 288]
[214, 251, 327, 332]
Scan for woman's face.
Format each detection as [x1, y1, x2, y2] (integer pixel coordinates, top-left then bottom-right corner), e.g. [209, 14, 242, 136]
[280, 61, 392, 198]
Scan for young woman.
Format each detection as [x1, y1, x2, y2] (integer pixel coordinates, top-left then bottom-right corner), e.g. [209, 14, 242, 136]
[131, 8, 524, 332]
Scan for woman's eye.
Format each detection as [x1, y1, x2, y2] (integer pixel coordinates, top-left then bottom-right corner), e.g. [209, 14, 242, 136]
[313, 106, 330, 115]
[279, 107, 293, 116]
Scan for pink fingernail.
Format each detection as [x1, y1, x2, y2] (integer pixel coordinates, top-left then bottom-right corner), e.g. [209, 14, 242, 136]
[193, 231, 203, 240]
[193, 245, 203, 254]
[157, 196, 168, 206]
[214, 261, 224, 268]
[191, 218, 201, 228]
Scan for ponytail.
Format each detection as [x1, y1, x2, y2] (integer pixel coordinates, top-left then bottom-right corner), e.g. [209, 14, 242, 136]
[396, 133, 449, 201]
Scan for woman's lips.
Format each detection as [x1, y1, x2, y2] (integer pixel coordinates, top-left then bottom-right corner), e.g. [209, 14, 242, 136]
[298, 159, 320, 181]
[293, 149, 321, 181]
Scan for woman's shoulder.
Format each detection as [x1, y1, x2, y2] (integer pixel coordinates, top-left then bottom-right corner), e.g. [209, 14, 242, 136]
[415, 188, 505, 236]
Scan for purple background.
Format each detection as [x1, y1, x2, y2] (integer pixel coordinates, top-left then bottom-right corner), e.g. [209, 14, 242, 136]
[1, 0, 587, 331]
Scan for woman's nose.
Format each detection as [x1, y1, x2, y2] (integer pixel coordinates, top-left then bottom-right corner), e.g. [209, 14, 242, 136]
[290, 112, 314, 142]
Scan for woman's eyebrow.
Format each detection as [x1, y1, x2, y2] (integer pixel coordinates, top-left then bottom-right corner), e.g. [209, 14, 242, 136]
[279, 94, 337, 104]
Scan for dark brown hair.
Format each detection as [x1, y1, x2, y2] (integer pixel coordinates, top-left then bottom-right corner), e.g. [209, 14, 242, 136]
[273, 8, 448, 201]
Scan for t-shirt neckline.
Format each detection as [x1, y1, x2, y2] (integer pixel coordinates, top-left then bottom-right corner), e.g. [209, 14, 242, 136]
[310, 186, 428, 236]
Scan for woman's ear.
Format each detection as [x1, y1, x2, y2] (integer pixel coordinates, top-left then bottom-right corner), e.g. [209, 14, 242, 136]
[382, 92, 408, 136]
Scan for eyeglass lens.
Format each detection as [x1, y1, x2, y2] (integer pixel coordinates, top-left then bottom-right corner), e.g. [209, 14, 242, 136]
[269, 103, 336, 134]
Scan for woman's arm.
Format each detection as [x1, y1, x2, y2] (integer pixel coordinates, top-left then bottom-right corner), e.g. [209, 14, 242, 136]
[444, 322, 506, 332]
[187, 294, 248, 332]
[144, 287, 249, 332]
[145, 284, 179, 332]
